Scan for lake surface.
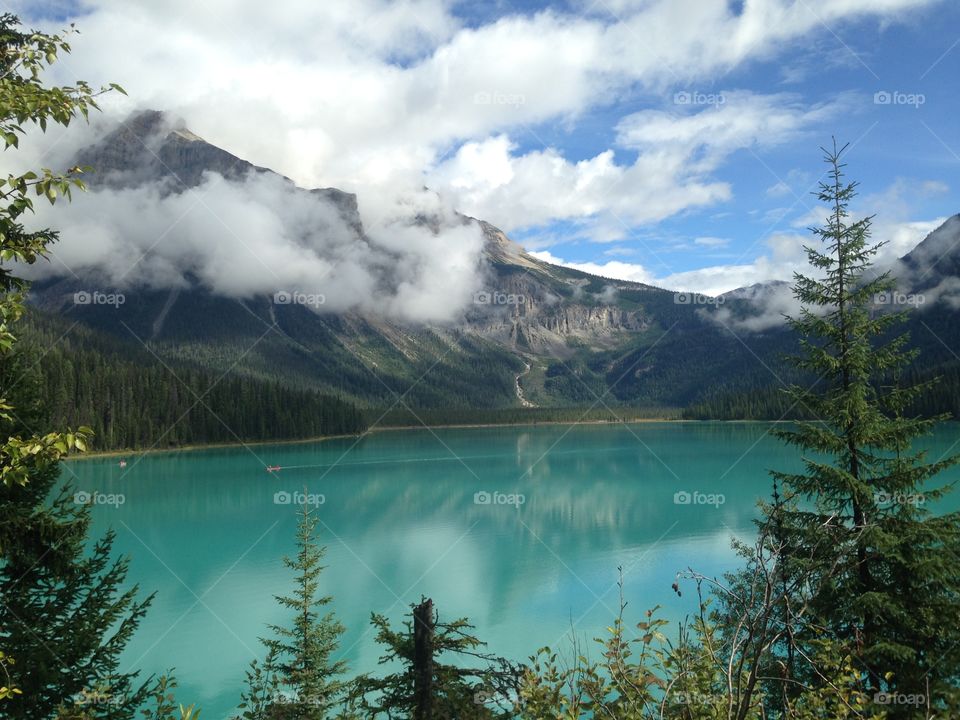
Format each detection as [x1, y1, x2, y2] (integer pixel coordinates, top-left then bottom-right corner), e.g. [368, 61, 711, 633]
[66, 421, 960, 719]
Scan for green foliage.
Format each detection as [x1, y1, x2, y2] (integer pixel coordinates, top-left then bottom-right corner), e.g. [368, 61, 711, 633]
[138, 676, 202, 720]
[20, 312, 368, 451]
[0, 294, 91, 485]
[349, 602, 520, 719]
[0, 649, 20, 700]
[0, 12, 120, 484]
[0, 462, 154, 718]
[517, 579, 880, 720]
[53, 675, 201, 720]
[0, 14, 198, 719]
[238, 503, 349, 719]
[763, 142, 960, 712]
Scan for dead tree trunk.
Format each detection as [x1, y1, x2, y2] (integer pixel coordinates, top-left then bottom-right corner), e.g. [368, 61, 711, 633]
[413, 597, 435, 720]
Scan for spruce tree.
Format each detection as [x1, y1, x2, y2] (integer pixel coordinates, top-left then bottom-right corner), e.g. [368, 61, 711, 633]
[769, 141, 960, 711]
[239, 502, 348, 719]
[0, 345, 156, 718]
[0, 13, 171, 717]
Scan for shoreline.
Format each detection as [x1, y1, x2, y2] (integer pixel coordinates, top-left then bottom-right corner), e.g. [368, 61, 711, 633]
[65, 416, 785, 461]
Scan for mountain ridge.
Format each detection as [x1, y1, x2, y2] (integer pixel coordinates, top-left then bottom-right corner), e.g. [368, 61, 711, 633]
[25, 109, 960, 418]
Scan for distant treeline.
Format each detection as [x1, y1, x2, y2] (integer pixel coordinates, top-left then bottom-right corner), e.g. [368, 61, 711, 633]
[683, 361, 960, 421]
[21, 308, 960, 451]
[19, 315, 368, 451]
[371, 404, 680, 427]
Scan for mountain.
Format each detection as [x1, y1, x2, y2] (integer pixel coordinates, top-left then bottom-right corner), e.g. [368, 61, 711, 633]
[30, 111, 729, 410]
[894, 214, 960, 301]
[21, 111, 960, 445]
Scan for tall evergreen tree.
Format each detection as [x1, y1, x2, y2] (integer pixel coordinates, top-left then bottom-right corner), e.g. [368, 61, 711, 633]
[0, 13, 167, 718]
[238, 503, 348, 720]
[0, 308, 158, 720]
[768, 141, 960, 712]
[0, 482, 154, 719]
[0, 15, 198, 719]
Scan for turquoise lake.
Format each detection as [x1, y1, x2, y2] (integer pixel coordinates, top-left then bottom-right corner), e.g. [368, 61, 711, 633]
[67, 421, 960, 719]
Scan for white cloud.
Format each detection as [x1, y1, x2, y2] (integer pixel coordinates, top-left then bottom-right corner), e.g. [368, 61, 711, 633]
[528, 251, 657, 286]
[18, 0, 938, 222]
[26, 171, 486, 324]
[10, 0, 946, 321]
[533, 212, 950, 298]
[766, 181, 792, 197]
[430, 92, 850, 237]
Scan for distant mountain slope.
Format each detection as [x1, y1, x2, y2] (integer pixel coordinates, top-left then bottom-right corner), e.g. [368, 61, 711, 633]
[23, 110, 960, 424]
[14, 310, 368, 451]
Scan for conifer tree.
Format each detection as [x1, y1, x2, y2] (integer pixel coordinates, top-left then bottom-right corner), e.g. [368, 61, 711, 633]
[239, 502, 348, 719]
[350, 599, 521, 720]
[0, 307, 157, 720]
[768, 141, 960, 711]
[0, 13, 177, 718]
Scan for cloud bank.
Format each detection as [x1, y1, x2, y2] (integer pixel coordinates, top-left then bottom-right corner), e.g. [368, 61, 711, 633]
[27, 170, 486, 323]
[11, 0, 948, 316]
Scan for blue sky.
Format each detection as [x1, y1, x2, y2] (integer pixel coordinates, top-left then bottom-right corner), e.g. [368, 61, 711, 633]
[19, 0, 960, 295]
[484, 1, 960, 288]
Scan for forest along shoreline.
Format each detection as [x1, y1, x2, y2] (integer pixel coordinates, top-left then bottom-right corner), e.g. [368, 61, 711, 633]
[63, 417, 800, 461]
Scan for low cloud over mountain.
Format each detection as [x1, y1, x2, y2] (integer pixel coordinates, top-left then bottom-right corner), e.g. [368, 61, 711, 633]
[26, 113, 488, 324]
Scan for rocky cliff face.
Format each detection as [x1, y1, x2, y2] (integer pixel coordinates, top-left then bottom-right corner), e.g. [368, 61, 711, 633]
[35, 111, 960, 410]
